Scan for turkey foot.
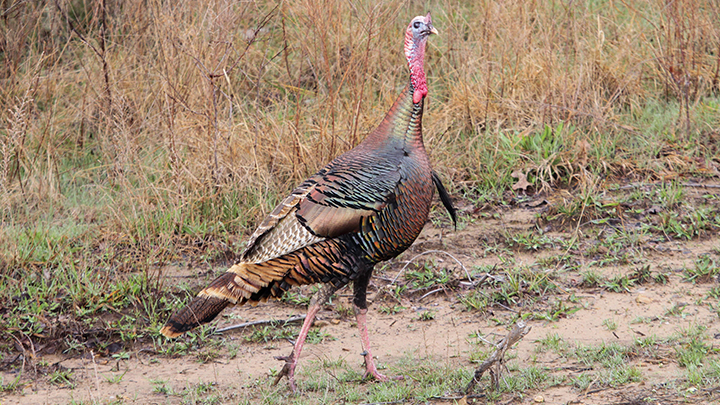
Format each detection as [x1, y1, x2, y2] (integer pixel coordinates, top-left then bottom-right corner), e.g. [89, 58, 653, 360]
[355, 305, 403, 382]
[361, 350, 404, 382]
[272, 285, 339, 391]
[273, 352, 298, 391]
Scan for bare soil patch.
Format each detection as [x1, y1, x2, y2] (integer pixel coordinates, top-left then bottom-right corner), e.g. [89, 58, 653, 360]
[2, 183, 720, 404]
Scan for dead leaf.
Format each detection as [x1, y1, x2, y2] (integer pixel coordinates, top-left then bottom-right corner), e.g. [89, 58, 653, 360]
[576, 139, 591, 167]
[511, 169, 531, 191]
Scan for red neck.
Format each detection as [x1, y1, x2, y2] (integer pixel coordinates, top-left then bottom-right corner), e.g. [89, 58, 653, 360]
[404, 31, 428, 104]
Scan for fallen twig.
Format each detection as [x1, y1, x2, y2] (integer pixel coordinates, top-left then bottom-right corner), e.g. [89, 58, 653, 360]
[612, 182, 720, 191]
[430, 393, 486, 400]
[419, 287, 444, 300]
[90, 350, 100, 393]
[215, 315, 307, 334]
[458, 268, 504, 289]
[466, 320, 532, 394]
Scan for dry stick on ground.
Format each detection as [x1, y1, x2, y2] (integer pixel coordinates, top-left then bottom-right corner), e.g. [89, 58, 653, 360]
[215, 314, 307, 334]
[90, 350, 100, 393]
[465, 320, 532, 394]
[612, 182, 720, 191]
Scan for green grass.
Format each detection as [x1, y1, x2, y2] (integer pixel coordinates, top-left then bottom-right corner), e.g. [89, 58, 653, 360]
[602, 318, 618, 331]
[668, 325, 720, 388]
[535, 333, 568, 353]
[683, 255, 719, 283]
[48, 369, 75, 389]
[459, 290, 489, 312]
[505, 231, 556, 252]
[378, 305, 405, 315]
[499, 365, 562, 393]
[404, 262, 452, 290]
[529, 340, 646, 390]
[177, 354, 476, 404]
[574, 342, 635, 368]
[534, 298, 581, 322]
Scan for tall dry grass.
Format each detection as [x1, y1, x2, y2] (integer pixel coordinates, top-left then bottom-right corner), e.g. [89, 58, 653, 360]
[1, 0, 719, 259]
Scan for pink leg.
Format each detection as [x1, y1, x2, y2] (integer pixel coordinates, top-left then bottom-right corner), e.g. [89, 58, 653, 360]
[274, 284, 339, 391]
[273, 304, 321, 391]
[354, 304, 402, 382]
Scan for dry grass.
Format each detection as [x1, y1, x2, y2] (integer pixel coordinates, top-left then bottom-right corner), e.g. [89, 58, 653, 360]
[1, 0, 718, 232]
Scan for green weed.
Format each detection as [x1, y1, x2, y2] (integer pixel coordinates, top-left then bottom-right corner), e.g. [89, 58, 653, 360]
[281, 291, 312, 306]
[505, 231, 555, 251]
[535, 333, 568, 354]
[569, 341, 643, 388]
[499, 365, 560, 393]
[665, 303, 688, 317]
[104, 370, 127, 385]
[602, 318, 618, 331]
[48, 369, 75, 388]
[683, 255, 719, 283]
[404, 262, 451, 290]
[418, 310, 436, 321]
[459, 291, 489, 312]
[243, 325, 295, 343]
[534, 298, 580, 322]
[306, 329, 335, 344]
[378, 305, 405, 315]
[580, 269, 604, 288]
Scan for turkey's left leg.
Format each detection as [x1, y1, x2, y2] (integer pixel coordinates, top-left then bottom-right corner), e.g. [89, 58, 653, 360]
[353, 268, 402, 381]
[274, 283, 339, 391]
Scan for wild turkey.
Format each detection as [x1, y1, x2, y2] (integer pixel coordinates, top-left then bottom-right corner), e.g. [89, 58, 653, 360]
[161, 13, 454, 390]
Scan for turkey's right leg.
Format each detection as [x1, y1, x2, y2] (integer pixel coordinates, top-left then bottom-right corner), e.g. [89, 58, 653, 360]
[273, 283, 339, 391]
[353, 268, 403, 382]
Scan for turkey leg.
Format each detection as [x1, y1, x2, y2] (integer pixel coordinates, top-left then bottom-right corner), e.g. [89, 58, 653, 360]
[274, 283, 339, 391]
[353, 269, 402, 382]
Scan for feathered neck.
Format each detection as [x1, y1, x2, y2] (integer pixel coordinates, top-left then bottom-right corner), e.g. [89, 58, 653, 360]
[360, 82, 424, 152]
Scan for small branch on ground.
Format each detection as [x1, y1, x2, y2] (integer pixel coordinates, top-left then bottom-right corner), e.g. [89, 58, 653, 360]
[215, 315, 307, 334]
[465, 320, 532, 394]
[90, 350, 100, 392]
[613, 182, 720, 191]
[419, 287, 444, 300]
[430, 393, 487, 401]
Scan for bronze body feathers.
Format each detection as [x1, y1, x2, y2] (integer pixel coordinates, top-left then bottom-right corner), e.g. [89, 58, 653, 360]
[160, 84, 453, 338]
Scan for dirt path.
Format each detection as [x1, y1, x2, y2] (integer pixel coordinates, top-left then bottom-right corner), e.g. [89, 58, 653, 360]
[2, 185, 719, 404]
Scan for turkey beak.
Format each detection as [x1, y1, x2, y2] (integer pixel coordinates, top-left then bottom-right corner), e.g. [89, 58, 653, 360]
[424, 12, 438, 36]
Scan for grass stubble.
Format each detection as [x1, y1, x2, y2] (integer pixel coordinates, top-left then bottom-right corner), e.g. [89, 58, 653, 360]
[1, 0, 720, 402]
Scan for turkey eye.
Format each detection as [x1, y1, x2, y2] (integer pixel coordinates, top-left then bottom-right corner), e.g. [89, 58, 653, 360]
[413, 21, 421, 29]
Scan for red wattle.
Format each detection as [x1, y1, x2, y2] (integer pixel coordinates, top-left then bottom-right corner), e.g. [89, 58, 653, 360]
[413, 88, 425, 104]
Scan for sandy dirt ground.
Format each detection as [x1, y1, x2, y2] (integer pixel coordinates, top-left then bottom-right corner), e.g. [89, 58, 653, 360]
[2, 184, 719, 404]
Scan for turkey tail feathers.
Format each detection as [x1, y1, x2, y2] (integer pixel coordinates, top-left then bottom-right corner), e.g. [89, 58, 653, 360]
[160, 295, 229, 338]
[432, 171, 457, 228]
[161, 262, 285, 338]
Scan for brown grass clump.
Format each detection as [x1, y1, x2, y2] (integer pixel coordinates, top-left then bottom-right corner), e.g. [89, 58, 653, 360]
[0, 0, 718, 259]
